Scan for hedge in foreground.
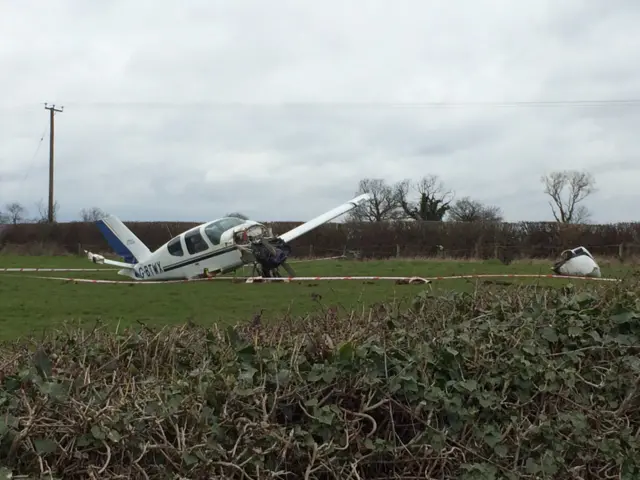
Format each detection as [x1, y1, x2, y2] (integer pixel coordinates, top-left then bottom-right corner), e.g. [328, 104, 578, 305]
[1, 281, 640, 478]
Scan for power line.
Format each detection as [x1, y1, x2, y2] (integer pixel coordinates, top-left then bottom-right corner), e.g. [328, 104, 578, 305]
[5, 98, 640, 110]
[19, 124, 48, 185]
[44, 103, 63, 224]
[55, 98, 640, 108]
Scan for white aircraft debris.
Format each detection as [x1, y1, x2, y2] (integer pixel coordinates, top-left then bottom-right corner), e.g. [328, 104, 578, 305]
[552, 246, 601, 278]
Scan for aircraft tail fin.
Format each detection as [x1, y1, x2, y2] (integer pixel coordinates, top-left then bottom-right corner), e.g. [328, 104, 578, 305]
[95, 214, 152, 264]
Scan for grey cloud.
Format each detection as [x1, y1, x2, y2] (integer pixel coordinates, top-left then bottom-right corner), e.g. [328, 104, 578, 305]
[1, 0, 639, 224]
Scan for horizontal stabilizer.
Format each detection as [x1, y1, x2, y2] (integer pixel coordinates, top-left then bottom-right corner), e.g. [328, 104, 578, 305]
[86, 250, 135, 269]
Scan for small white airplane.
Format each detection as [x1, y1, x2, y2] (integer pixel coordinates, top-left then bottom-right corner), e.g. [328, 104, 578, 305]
[85, 193, 372, 281]
[552, 246, 602, 278]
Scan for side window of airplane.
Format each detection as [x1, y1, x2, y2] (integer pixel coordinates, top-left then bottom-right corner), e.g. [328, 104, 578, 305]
[167, 237, 184, 257]
[184, 230, 209, 255]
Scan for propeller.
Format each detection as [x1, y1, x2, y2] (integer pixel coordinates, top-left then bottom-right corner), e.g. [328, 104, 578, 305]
[234, 193, 374, 277]
[241, 235, 295, 277]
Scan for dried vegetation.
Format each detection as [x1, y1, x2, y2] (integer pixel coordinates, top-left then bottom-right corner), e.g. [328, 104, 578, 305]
[1, 280, 640, 478]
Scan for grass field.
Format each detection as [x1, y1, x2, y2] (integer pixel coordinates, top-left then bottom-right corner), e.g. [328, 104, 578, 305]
[2, 253, 640, 477]
[0, 254, 635, 342]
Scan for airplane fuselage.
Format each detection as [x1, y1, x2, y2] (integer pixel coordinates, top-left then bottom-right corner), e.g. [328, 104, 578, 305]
[122, 217, 265, 280]
[87, 193, 374, 281]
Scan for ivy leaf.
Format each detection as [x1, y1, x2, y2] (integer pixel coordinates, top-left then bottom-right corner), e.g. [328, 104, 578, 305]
[38, 381, 67, 402]
[315, 407, 335, 425]
[32, 348, 52, 379]
[276, 369, 290, 386]
[238, 366, 257, 384]
[494, 444, 509, 458]
[624, 356, 640, 373]
[611, 310, 638, 324]
[481, 425, 501, 448]
[33, 438, 57, 454]
[525, 458, 540, 474]
[107, 429, 122, 443]
[567, 326, 583, 337]
[76, 434, 94, 447]
[322, 368, 336, 383]
[183, 453, 199, 466]
[338, 342, 355, 361]
[460, 380, 478, 392]
[540, 327, 558, 342]
[91, 425, 105, 440]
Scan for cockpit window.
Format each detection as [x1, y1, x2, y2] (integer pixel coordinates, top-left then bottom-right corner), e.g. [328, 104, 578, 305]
[167, 237, 184, 257]
[184, 229, 209, 255]
[204, 217, 245, 246]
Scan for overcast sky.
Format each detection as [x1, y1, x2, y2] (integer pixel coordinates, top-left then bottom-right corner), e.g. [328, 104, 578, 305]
[1, 0, 639, 223]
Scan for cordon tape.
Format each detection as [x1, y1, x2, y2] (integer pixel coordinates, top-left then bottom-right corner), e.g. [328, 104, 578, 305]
[0, 255, 346, 274]
[0, 253, 623, 285]
[0, 273, 622, 285]
[0, 268, 117, 272]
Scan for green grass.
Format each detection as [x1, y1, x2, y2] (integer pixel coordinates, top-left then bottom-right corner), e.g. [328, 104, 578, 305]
[0, 254, 635, 342]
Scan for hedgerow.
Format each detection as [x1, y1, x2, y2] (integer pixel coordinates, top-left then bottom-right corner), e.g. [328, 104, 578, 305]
[2, 220, 640, 259]
[1, 280, 640, 478]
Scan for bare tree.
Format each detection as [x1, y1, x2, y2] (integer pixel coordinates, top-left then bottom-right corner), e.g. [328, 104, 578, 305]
[226, 212, 249, 219]
[347, 178, 400, 222]
[4, 202, 27, 224]
[0, 210, 8, 224]
[35, 199, 59, 223]
[447, 196, 503, 222]
[541, 170, 596, 223]
[79, 207, 106, 221]
[395, 175, 453, 221]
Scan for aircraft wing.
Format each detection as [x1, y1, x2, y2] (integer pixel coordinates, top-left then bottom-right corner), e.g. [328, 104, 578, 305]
[278, 193, 372, 244]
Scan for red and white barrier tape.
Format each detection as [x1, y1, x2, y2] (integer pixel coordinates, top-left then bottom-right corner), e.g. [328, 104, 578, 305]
[0, 268, 116, 272]
[6, 273, 621, 285]
[242, 274, 622, 283]
[0, 255, 345, 274]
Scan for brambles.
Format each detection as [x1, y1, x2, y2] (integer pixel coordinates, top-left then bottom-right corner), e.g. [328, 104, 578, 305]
[1, 281, 640, 478]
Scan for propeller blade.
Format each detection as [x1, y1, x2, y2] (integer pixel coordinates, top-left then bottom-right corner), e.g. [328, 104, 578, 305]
[281, 260, 296, 277]
[260, 238, 277, 254]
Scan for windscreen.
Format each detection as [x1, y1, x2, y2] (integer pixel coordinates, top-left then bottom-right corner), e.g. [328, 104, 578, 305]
[204, 217, 245, 245]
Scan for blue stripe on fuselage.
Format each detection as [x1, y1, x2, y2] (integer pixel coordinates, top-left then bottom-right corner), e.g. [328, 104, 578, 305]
[96, 220, 137, 264]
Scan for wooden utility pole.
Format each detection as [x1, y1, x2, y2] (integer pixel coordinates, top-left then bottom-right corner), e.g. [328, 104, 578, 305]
[44, 103, 63, 223]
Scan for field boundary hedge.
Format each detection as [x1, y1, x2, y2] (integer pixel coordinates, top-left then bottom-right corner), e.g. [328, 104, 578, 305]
[1, 280, 640, 478]
[2, 220, 640, 260]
